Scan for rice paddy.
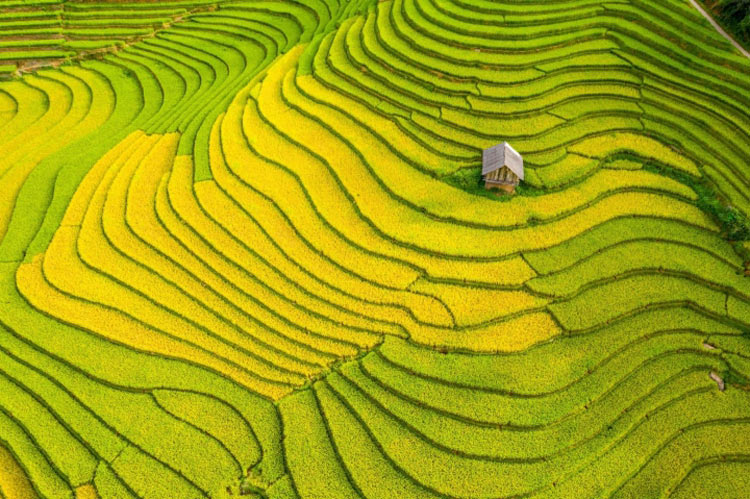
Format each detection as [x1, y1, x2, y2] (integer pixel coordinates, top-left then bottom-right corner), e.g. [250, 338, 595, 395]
[1, 0, 749, 497]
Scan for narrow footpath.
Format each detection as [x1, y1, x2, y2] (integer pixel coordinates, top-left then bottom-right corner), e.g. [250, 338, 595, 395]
[688, 0, 750, 59]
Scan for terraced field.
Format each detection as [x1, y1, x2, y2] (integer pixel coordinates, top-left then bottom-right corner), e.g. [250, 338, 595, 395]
[1, 0, 750, 497]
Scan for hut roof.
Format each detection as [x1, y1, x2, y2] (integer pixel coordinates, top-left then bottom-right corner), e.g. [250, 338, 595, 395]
[482, 142, 524, 180]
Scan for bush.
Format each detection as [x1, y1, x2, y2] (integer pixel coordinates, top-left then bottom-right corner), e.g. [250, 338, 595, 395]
[644, 162, 750, 241]
[714, 0, 750, 44]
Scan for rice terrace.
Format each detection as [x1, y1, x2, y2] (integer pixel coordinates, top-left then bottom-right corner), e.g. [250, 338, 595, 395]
[3, 0, 750, 496]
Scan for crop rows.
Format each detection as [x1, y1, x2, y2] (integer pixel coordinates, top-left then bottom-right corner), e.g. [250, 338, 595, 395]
[0, 0, 749, 497]
[0, 0, 222, 75]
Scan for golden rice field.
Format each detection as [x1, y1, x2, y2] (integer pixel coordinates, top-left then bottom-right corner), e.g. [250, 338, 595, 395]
[1, 0, 750, 497]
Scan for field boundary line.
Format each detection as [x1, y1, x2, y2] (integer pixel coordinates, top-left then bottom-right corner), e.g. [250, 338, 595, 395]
[688, 0, 750, 59]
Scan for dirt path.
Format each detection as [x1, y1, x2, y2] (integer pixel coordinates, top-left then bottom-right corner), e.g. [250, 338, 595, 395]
[688, 0, 750, 59]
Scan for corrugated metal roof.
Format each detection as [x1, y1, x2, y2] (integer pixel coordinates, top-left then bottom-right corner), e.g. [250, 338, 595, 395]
[482, 142, 524, 180]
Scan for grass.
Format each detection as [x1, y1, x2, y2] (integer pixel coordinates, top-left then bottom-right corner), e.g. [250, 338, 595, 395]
[0, 0, 749, 497]
[0, 441, 38, 499]
[643, 161, 750, 242]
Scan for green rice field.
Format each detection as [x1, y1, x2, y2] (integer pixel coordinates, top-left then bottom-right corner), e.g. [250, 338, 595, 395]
[0, 0, 749, 497]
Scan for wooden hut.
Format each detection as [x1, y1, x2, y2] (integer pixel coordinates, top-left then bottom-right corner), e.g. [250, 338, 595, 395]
[482, 142, 524, 193]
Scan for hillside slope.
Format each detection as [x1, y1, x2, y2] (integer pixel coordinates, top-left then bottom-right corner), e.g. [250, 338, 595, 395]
[1, 0, 749, 497]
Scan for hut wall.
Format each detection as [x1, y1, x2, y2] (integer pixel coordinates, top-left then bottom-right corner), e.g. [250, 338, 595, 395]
[484, 166, 519, 185]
